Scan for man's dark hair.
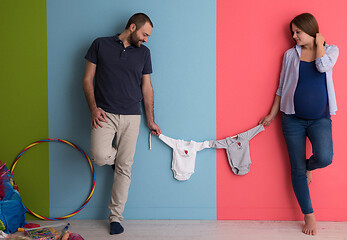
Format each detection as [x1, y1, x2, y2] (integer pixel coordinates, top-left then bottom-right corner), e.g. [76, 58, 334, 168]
[125, 13, 153, 30]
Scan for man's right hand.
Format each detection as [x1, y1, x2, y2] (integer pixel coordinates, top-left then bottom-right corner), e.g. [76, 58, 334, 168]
[91, 108, 108, 128]
[148, 121, 161, 136]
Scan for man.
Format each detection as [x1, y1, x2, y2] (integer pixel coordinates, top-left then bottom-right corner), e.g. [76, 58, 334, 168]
[83, 13, 161, 235]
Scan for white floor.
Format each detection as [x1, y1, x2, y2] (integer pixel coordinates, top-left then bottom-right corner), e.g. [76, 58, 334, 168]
[11, 220, 347, 240]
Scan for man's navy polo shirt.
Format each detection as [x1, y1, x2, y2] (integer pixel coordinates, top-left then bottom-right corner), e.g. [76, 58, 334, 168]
[85, 35, 152, 115]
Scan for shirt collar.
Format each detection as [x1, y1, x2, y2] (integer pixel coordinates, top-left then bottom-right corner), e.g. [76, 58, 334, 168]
[114, 34, 121, 42]
[295, 45, 302, 57]
[113, 34, 134, 49]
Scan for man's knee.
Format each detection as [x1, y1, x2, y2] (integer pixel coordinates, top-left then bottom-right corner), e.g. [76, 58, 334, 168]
[91, 148, 117, 166]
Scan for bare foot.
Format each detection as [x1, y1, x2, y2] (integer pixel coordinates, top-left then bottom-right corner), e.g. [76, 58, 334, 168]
[307, 171, 312, 185]
[303, 213, 317, 235]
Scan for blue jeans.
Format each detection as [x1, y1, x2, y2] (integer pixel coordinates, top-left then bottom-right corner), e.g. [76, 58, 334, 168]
[281, 113, 333, 214]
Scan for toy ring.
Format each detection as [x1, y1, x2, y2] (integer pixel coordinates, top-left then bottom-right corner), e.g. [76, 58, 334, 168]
[10, 138, 95, 221]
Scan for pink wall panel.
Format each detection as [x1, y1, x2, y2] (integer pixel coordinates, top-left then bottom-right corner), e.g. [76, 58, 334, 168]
[217, 0, 347, 221]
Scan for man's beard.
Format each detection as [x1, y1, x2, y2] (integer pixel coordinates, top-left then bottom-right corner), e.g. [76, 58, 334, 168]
[128, 32, 142, 48]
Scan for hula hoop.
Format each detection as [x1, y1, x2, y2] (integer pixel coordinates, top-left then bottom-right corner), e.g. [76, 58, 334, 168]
[10, 138, 95, 221]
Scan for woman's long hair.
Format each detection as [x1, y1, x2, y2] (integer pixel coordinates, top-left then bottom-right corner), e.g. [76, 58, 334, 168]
[290, 13, 319, 41]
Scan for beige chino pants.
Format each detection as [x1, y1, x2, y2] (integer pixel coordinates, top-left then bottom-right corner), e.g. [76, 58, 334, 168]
[91, 112, 141, 223]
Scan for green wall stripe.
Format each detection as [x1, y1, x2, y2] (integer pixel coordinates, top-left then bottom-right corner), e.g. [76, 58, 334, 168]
[0, 0, 49, 219]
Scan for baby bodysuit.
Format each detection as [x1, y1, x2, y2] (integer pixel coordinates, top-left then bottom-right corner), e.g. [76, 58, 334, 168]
[210, 124, 264, 175]
[159, 134, 211, 181]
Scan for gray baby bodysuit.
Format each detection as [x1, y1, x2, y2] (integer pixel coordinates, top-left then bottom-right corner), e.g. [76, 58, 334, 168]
[210, 124, 264, 175]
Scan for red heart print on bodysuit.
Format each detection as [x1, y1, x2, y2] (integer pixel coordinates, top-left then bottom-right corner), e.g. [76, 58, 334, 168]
[237, 142, 241, 147]
[184, 150, 188, 154]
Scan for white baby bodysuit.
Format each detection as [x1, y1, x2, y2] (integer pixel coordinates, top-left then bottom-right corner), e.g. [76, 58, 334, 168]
[210, 124, 264, 175]
[159, 134, 211, 181]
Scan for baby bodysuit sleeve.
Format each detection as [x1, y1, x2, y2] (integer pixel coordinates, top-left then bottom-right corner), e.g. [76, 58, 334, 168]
[241, 124, 265, 141]
[159, 134, 176, 149]
[209, 139, 228, 149]
[194, 141, 211, 152]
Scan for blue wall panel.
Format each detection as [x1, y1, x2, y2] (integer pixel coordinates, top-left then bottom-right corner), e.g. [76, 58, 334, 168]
[47, 0, 216, 219]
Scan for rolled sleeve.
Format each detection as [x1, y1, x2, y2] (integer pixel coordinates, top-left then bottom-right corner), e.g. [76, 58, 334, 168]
[315, 45, 339, 73]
